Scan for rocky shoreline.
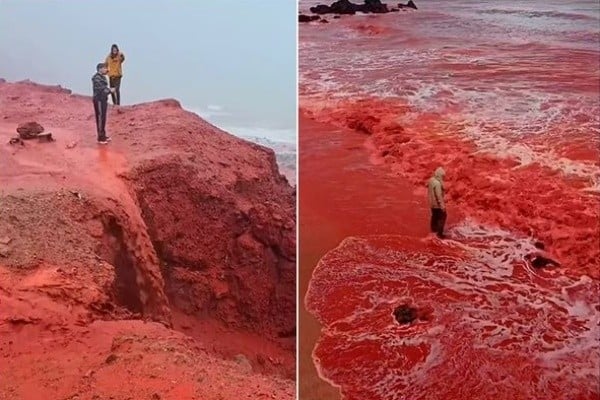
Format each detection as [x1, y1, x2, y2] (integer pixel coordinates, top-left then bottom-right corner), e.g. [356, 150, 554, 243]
[299, 0, 417, 22]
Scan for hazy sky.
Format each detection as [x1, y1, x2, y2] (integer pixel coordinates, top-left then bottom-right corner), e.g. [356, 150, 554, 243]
[0, 0, 297, 142]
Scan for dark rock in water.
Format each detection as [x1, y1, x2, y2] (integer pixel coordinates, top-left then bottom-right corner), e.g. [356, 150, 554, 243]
[527, 241, 562, 268]
[310, 4, 337, 14]
[364, 0, 389, 13]
[398, 0, 418, 10]
[299, 14, 321, 22]
[330, 0, 357, 14]
[310, 0, 390, 15]
[320, 18, 330, 23]
[393, 304, 418, 324]
[330, 0, 359, 14]
[16, 121, 44, 139]
[526, 243, 560, 269]
[333, 15, 341, 18]
[329, 0, 358, 14]
[530, 255, 560, 269]
[390, 7, 399, 12]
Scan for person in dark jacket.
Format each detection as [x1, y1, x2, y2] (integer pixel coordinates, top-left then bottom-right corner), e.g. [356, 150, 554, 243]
[92, 63, 114, 144]
[105, 44, 125, 105]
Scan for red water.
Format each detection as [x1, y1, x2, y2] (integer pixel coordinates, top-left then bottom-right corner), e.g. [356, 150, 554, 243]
[300, 1, 600, 399]
[306, 235, 599, 400]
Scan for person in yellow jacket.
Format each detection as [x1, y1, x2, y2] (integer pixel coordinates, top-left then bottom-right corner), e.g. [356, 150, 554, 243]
[427, 166, 447, 238]
[105, 44, 125, 105]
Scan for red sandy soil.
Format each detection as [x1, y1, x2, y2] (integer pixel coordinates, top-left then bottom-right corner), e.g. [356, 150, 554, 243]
[0, 79, 295, 399]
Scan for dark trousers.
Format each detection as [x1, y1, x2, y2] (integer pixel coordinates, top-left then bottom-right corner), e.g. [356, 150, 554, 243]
[430, 208, 447, 237]
[93, 97, 108, 140]
[109, 76, 122, 105]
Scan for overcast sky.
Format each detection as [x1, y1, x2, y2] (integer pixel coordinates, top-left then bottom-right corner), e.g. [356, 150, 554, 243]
[0, 0, 297, 142]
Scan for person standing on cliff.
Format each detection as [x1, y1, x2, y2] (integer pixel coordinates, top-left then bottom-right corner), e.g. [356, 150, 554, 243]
[92, 63, 114, 144]
[427, 167, 447, 238]
[105, 44, 125, 105]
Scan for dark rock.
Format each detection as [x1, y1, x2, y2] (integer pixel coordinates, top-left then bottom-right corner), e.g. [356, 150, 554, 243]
[310, 0, 390, 15]
[531, 256, 559, 268]
[105, 353, 118, 364]
[16, 121, 44, 139]
[299, 14, 321, 22]
[528, 253, 560, 269]
[399, 0, 417, 10]
[320, 18, 330, 23]
[526, 242, 561, 269]
[310, 4, 336, 14]
[363, 0, 389, 13]
[332, 0, 359, 14]
[390, 7, 399, 12]
[393, 304, 418, 324]
[333, 15, 341, 18]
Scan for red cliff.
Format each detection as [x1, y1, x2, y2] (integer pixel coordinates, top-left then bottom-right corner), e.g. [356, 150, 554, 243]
[0, 80, 295, 399]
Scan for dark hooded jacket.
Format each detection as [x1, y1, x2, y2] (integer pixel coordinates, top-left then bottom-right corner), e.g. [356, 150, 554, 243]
[92, 72, 111, 101]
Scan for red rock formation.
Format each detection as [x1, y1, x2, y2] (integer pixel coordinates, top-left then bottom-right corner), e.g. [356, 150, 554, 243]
[0, 79, 295, 398]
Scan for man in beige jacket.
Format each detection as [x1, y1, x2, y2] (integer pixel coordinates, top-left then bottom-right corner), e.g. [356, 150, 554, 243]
[427, 167, 447, 238]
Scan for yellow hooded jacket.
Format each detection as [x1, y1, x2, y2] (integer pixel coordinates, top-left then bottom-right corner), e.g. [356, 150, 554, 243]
[105, 52, 125, 78]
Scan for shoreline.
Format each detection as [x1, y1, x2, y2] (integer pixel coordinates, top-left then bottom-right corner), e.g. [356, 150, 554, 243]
[299, 111, 430, 399]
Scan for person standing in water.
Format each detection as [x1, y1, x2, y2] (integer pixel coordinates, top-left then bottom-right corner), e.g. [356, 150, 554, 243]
[92, 63, 114, 144]
[427, 167, 447, 238]
[105, 44, 125, 105]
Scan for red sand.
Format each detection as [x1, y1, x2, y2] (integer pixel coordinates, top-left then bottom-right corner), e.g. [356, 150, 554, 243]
[0, 80, 295, 399]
